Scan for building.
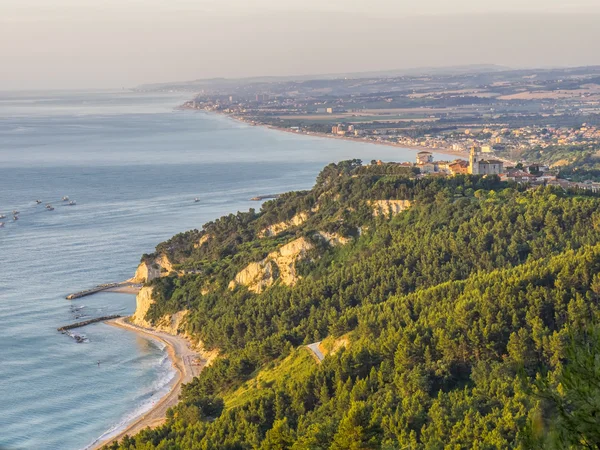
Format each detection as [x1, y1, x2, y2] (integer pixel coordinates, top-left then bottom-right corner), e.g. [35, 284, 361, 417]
[416, 151, 434, 164]
[418, 162, 437, 174]
[481, 145, 493, 153]
[332, 124, 346, 136]
[326, 107, 334, 114]
[500, 169, 537, 183]
[448, 160, 469, 175]
[469, 146, 504, 175]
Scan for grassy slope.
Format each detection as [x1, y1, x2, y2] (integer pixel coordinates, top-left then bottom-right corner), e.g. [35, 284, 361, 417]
[223, 349, 316, 410]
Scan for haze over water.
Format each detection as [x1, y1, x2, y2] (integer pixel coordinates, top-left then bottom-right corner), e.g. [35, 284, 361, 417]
[0, 91, 451, 449]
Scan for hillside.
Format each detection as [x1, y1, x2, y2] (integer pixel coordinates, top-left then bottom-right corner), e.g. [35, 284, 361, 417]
[108, 161, 600, 449]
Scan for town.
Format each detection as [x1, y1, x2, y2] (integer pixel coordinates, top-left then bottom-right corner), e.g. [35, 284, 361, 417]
[369, 145, 600, 194]
[173, 65, 600, 193]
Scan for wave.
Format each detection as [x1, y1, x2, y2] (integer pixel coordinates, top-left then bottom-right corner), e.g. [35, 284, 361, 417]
[82, 346, 176, 449]
[5, 126, 32, 133]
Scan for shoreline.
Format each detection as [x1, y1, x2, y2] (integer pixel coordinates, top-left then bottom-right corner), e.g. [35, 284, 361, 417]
[90, 318, 204, 449]
[181, 106, 469, 160]
[263, 124, 468, 160]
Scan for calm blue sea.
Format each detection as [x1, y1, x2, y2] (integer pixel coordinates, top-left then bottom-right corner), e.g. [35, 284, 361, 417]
[0, 90, 452, 450]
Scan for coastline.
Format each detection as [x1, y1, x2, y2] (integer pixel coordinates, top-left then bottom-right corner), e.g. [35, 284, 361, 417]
[262, 124, 468, 160]
[180, 106, 469, 160]
[90, 318, 204, 450]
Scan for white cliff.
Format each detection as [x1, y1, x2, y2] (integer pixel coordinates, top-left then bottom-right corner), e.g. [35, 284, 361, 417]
[131, 286, 155, 328]
[314, 231, 351, 247]
[130, 286, 219, 366]
[258, 212, 309, 238]
[369, 200, 412, 217]
[131, 254, 175, 283]
[229, 237, 315, 293]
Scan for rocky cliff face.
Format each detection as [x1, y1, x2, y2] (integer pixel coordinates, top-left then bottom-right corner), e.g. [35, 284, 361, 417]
[131, 286, 155, 328]
[369, 200, 412, 217]
[315, 231, 351, 246]
[194, 233, 211, 249]
[229, 237, 315, 293]
[131, 254, 175, 283]
[131, 286, 188, 333]
[258, 212, 309, 238]
[131, 286, 219, 365]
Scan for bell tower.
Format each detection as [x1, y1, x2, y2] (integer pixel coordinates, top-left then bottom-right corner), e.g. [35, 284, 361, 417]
[469, 146, 480, 175]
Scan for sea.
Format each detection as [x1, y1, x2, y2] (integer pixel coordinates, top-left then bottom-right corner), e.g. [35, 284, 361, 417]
[0, 90, 453, 450]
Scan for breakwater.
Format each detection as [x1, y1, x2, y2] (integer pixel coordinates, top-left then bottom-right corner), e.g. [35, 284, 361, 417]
[66, 283, 121, 299]
[57, 315, 122, 332]
[250, 194, 281, 201]
[66, 281, 141, 299]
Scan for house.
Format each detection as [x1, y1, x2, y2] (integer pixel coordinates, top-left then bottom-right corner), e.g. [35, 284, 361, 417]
[448, 160, 469, 175]
[418, 162, 437, 174]
[500, 169, 537, 183]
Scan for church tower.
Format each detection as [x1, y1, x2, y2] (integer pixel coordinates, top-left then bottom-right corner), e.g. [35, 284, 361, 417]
[469, 146, 480, 175]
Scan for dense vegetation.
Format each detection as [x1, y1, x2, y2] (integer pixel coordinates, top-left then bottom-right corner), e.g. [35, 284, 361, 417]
[109, 161, 600, 449]
[515, 144, 600, 181]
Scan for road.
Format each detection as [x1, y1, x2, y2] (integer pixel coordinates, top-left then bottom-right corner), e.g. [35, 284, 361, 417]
[307, 342, 324, 362]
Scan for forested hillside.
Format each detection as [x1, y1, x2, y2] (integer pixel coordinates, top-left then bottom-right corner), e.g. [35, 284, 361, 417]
[108, 161, 600, 449]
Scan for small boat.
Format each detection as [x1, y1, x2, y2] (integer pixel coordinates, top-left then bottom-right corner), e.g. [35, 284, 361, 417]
[46, 204, 52, 208]
[194, 198, 200, 203]
[13, 215, 18, 221]
[62, 196, 69, 202]
[0, 222, 4, 228]
[0, 215, 5, 219]
[47, 206, 54, 211]
[68, 200, 76, 206]
[12, 210, 19, 215]
[35, 200, 42, 204]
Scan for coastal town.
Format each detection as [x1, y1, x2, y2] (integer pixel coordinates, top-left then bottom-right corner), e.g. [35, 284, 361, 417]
[367, 145, 600, 193]
[170, 65, 600, 194]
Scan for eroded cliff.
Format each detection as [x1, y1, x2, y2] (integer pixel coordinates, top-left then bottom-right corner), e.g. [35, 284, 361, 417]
[131, 254, 175, 283]
[369, 199, 412, 217]
[258, 212, 309, 238]
[229, 237, 315, 293]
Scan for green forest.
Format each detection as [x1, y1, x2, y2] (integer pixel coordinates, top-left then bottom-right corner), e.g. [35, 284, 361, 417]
[518, 144, 600, 181]
[107, 161, 600, 449]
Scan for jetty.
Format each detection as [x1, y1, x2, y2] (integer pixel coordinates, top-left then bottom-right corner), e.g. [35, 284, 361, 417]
[66, 281, 141, 300]
[57, 315, 122, 332]
[250, 194, 281, 201]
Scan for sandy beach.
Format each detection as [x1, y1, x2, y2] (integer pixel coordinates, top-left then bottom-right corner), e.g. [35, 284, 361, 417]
[90, 318, 204, 449]
[262, 124, 468, 160]
[180, 106, 469, 160]
[105, 283, 143, 295]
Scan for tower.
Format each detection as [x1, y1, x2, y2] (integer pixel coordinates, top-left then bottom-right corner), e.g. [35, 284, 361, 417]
[469, 146, 480, 175]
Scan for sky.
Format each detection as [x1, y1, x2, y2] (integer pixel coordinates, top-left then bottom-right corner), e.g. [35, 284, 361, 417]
[1, 0, 600, 90]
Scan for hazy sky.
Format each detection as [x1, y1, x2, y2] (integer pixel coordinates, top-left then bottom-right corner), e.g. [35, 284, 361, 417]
[2, 0, 600, 90]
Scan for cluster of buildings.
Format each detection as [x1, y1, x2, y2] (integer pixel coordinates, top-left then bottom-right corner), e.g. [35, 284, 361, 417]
[396, 124, 600, 156]
[376, 147, 600, 194]
[411, 147, 505, 176]
[331, 124, 358, 136]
